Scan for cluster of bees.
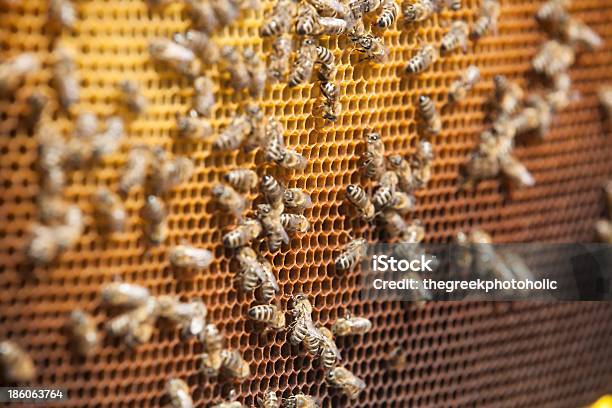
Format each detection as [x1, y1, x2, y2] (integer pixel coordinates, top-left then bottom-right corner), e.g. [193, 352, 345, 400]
[461, 0, 603, 191]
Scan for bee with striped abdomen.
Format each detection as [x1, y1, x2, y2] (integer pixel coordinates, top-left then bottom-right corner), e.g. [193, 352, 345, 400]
[282, 394, 318, 408]
[402, 0, 436, 23]
[248, 304, 286, 331]
[258, 258, 280, 303]
[258, 391, 280, 408]
[405, 42, 437, 74]
[185, 0, 221, 34]
[289, 37, 318, 87]
[345, 184, 375, 221]
[351, 32, 387, 63]
[150, 152, 194, 195]
[105, 297, 158, 347]
[256, 204, 289, 252]
[173, 30, 220, 64]
[223, 218, 263, 248]
[278, 148, 308, 171]
[470, 0, 500, 40]
[176, 109, 213, 140]
[221, 46, 251, 91]
[149, 37, 199, 79]
[372, 185, 394, 211]
[267, 35, 293, 82]
[361, 132, 385, 179]
[295, 2, 318, 35]
[157, 296, 207, 338]
[260, 175, 285, 208]
[224, 169, 258, 193]
[335, 237, 368, 271]
[215, 113, 252, 151]
[377, 0, 400, 29]
[441, 20, 468, 54]
[101, 281, 150, 308]
[418, 95, 441, 135]
[244, 48, 268, 98]
[220, 349, 250, 380]
[261, 0, 296, 36]
[387, 155, 414, 191]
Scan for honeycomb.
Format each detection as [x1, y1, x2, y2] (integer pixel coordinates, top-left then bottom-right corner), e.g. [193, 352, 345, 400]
[1, 0, 612, 406]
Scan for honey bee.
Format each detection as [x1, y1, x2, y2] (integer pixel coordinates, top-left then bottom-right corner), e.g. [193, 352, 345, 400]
[258, 258, 280, 303]
[389, 191, 416, 214]
[223, 169, 258, 193]
[561, 19, 602, 51]
[402, 0, 436, 23]
[150, 153, 194, 194]
[599, 86, 612, 120]
[223, 218, 263, 248]
[74, 111, 99, 140]
[289, 294, 315, 345]
[119, 146, 150, 195]
[449, 65, 480, 102]
[149, 37, 199, 79]
[306, 326, 341, 369]
[282, 394, 319, 408]
[201, 351, 223, 377]
[295, 3, 318, 35]
[514, 94, 553, 138]
[0, 52, 40, 95]
[325, 366, 366, 399]
[101, 281, 151, 308]
[317, 17, 348, 35]
[169, 245, 214, 270]
[91, 116, 125, 159]
[372, 185, 394, 211]
[411, 139, 434, 187]
[532, 40, 575, 78]
[405, 42, 437, 74]
[278, 148, 308, 171]
[49, 0, 76, 30]
[335, 237, 368, 271]
[185, 0, 221, 33]
[289, 37, 318, 87]
[351, 32, 387, 63]
[332, 314, 372, 336]
[283, 188, 313, 213]
[52, 45, 80, 111]
[53, 204, 84, 251]
[215, 113, 252, 150]
[257, 203, 289, 252]
[157, 296, 207, 338]
[118, 79, 148, 115]
[143, 195, 168, 244]
[317, 59, 338, 82]
[201, 323, 224, 354]
[470, 0, 500, 40]
[261, 0, 296, 36]
[315, 98, 342, 122]
[499, 154, 535, 188]
[377, 0, 400, 28]
[267, 35, 293, 82]
[24, 92, 47, 131]
[67, 310, 99, 356]
[36, 193, 68, 226]
[166, 378, 193, 408]
[441, 20, 468, 54]
[315, 45, 335, 68]
[173, 30, 220, 65]
[93, 187, 127, 235]
[281, 213, 310, 233]
[319, 82, 339, 105]
[258, 391, 280, 408]
[176, 109, 213, 141]
[105, 297, 158, 346]
[0, 341, 36, 383]
[210, 0, 241, 26]
[191, 76, 216, 117]
[220, 349, 250, 380]
[220, 46, 251, 91]
[243, 48, 267, 98]
[492, 75, 524, 118]
[212, 389, 246, 408]
[236, 247, 267, 291]
[212, 184, 248, 219]
[536, 0, 569, 27]
[417, 95, 441, 136]
[345, 184, 375, 221]
[248, 304, 286, 330]
[261, 175, 285, 207]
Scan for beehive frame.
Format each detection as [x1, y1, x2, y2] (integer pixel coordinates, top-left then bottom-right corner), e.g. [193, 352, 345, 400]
[1, 0, 612, 406]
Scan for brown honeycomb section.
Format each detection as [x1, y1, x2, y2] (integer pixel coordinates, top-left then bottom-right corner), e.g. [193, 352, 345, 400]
[1, 0, 612, 407]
